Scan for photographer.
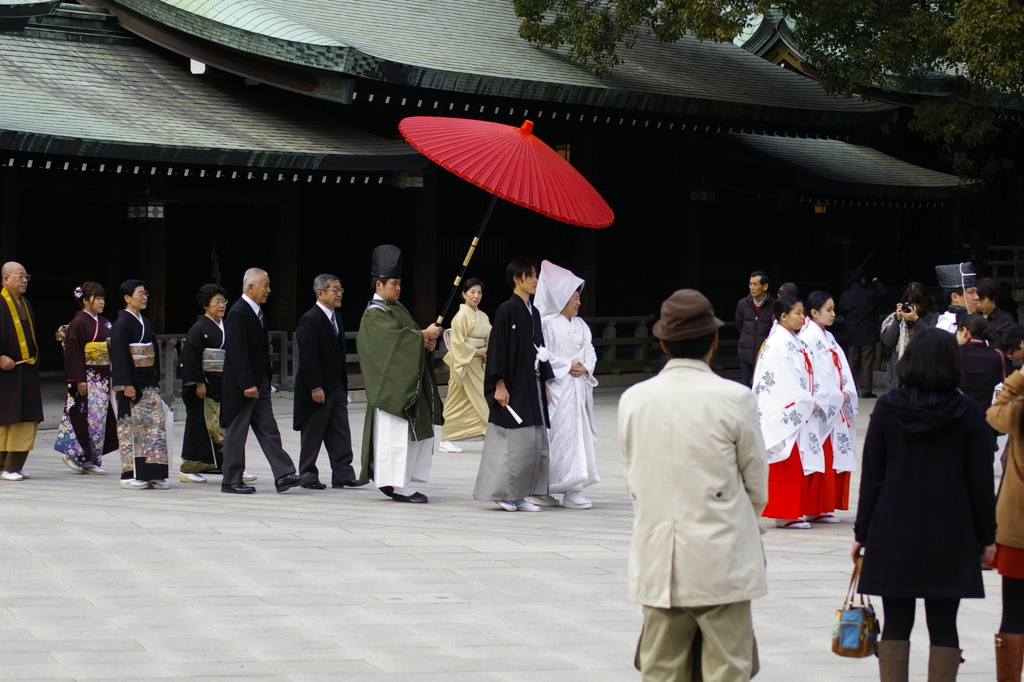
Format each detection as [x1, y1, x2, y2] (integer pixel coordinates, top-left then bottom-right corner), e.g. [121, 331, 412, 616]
[880, 284, 939, 390]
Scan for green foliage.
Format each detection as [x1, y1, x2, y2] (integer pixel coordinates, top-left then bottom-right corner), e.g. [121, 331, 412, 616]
[512, 0, 1021, 180]
[513, 0, 772, 74]
[949, 0, 1024, 98]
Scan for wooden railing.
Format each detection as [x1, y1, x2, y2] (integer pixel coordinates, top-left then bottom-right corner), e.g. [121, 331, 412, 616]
[155, 315, 876, 397]
[155, 315, 668, 397]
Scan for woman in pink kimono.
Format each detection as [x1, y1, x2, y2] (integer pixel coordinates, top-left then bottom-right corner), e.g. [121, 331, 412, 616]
[55, 281, 117, 474]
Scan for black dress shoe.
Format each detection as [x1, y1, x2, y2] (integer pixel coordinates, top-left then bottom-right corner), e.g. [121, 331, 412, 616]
[332, 480, 368, 488]
[860, 392, 878, 399]
[221, 482, 256, 494]
[379, 485, 395, 498]
[392, 491, 428, 504]
[301, 481, 327, 490]
[276, 471, 316, 493]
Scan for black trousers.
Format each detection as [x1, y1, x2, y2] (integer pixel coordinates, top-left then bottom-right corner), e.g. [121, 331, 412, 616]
[222, 383, 295, 485]
[848, 344, 876, 396]
[298, 383, 356, 486]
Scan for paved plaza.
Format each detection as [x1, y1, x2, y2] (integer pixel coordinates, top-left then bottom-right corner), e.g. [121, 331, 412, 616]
[0, 383, 1002, 680]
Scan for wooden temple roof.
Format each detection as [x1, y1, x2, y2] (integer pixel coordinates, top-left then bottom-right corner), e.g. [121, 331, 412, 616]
[96, 0, 897, 130]
[726, 133, 962, 202]
[0, 4, 424, 173]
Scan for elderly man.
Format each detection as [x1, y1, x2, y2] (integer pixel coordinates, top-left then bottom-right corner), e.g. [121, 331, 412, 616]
[936, 261, 981, 333]
[734, 271, 773, 386]
[620, 289, 768, 681]
[220, 267, 311, 494]
[356, 245, 442, 503]
[293, 273, 359, 489]
[0, 262, 42, 481]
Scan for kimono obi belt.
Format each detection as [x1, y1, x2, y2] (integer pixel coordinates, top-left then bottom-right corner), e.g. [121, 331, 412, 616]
[129, 342, 155, 368]
[467, 336, 487, 348]
[84, 341, 110, 366]
[201, 348, 225, 373]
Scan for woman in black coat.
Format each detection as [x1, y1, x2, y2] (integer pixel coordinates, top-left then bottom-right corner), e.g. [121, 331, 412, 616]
[852, 328, 996, 680]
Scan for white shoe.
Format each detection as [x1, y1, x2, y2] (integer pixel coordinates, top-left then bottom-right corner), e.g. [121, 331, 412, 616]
[82, 463, 106, 475]
[179, 472, 207, 483]
[148, 479, 171, 490]
[526, 494, 560, 507]
[120, 478, 148, 489]
[514, 499, 542, 512]
[562, 491, 592, 509]
[242, 470, 257, 482]
[62, 455, 83, 473]
[438, 440, 463, 453]
[807, 514, 841, 524]
[18, 470, 30, 479]
[494, 500, 517, 512]
[775, 519, 812, 529]
[1, 471, 24, 481]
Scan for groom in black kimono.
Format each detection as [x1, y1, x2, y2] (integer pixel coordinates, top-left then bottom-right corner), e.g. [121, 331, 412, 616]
[472, 257, 553, 512]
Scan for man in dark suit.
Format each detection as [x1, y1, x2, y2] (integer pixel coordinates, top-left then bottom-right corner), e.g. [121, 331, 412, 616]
[293, 273, 359, 489]
[220, 267, 312, 494]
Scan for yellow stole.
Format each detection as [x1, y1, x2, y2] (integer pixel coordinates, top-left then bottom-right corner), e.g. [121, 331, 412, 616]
[1, 287, 37, 364]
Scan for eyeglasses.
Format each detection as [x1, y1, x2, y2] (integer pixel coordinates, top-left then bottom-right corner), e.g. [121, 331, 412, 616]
[8, 273, 30, 281]
[323, 287, 344, 294]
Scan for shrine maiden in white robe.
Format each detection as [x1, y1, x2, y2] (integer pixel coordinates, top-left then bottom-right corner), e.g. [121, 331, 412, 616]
[799, 320, 858, 473]
[753, 322, 823, 474]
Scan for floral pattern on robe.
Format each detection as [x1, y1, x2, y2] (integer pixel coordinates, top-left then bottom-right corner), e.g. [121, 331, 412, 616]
[753, 322, 824, 473]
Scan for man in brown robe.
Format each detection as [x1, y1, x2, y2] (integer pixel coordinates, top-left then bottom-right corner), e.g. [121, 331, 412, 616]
[0, 261, 43, 481]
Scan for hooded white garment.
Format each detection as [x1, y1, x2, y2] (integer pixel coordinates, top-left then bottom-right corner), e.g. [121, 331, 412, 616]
[753, 321, 824, 474]
[799, 320, 859, 473]
[535, 261, 600, 492]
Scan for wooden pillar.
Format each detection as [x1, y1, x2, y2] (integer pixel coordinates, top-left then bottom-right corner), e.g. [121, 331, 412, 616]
[409, 172, 438, 324]
[0, 167, 17, 261]
[271, 185, 299, 328]
[565, 128, 602, 317]
[131, 178, 167, 332]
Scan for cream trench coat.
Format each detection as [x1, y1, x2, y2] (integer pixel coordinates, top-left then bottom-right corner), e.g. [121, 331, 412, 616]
[619, 358, 769, 608]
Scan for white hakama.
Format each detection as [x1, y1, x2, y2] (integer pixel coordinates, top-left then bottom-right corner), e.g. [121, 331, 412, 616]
[372, 408, 432, 488]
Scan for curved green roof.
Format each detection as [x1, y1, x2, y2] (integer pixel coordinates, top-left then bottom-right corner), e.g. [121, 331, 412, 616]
[103, 0, 896, 124]
[0, 29, 423, 170]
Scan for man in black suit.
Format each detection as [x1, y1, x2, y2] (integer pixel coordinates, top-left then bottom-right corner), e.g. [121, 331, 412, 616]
[293, 273, 360, 489]
[220, 267, 312, 494]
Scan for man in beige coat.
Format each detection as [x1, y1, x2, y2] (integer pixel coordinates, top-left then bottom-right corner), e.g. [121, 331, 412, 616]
[619, 289, 769, 681]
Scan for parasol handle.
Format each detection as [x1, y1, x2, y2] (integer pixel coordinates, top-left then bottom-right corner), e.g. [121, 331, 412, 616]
[437, 194, 499, 325]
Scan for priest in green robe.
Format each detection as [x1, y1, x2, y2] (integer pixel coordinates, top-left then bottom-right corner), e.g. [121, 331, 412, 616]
[356, 245, 443, 503]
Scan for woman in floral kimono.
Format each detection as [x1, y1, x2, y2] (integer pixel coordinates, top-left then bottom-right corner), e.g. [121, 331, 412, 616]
[109, 279, 169, 490]
[529, 260, 600, 509]
[439, 278, 490, 452]
[55, 281, 117, 474]
[799, 291, 858, 523]
[178, 283, 229, 482]
[752, 294, 823, 529]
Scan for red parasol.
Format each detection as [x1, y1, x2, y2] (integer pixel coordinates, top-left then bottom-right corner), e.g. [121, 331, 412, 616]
[398, 116, 614, 323]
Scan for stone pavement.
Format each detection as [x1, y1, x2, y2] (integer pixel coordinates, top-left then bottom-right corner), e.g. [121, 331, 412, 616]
[0, 385, 1001, 681]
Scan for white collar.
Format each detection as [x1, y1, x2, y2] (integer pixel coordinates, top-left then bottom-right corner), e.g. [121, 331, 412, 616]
[316, 301, 335, 319]
[241, 293, 261, 316]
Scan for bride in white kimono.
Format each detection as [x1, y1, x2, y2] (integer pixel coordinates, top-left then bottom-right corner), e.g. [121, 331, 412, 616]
[530, 260, 600, 509]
